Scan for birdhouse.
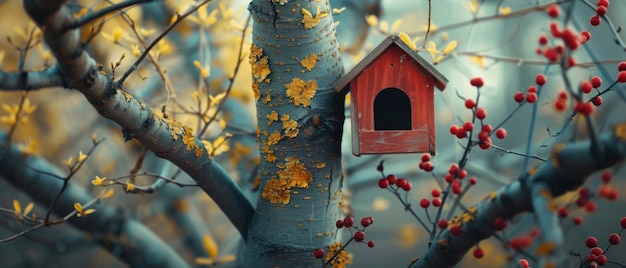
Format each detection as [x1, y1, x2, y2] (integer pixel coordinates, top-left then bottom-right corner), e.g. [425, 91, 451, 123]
[334, 35, 448, 156]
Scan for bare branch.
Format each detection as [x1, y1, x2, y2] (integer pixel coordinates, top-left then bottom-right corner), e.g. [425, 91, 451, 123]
[0, 65, 66, 90]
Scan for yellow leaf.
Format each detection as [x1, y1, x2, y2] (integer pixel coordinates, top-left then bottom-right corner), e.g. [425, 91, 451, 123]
[92, 176, 107, 186]
[203, 234, 219, 259]
[92, 133, 98, 144]
[218, 119, 226, 129]
[398, 32, 417, 51]
[195, 258, 214, 265]
[125, 182, 135, 191]
[131, 44, 141, 57]
[77, 150, 87, 163]
[193, 60, 211, 78]
[216, 254, 236, 263]
[464, 0, 479, 15]
[100, 188, 115, 199]
[390, 19, 402, 32]
[365, 15, 378, 27]
[83, 209, 95, 216]
[379, 20, 389, 33]
[64, 156, 74, 167]
[13, 199, 21, 215]
[427, 41, 441, 60]
[499, 6, 511, 16]
[469, 55, 486, 69]
[73, 8, 88, 19]
[332, 7, 346, 14]
[23, 202, 33, 216]
[74, 203, 83, 214]
[434, 55, 444, 64]
[443, 40, 458, 54]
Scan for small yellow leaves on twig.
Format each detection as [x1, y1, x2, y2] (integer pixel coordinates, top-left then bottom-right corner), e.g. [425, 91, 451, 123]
[209, 92, 226, 107]
[201, 135, 231, 157]
[189, 7, 218, 28]
[92, 176, 107, 186]
[99, 188, 115, 199]
[464, 0, 479, 15]
[285, 78, 317, 107]
[366, 15, 378, 27]
[131, 44, 141, 57]
[13, 200, 22, 221]
[77, 150, 88, 163]
[125, 181, 135, 192]
[18, 138, 39, 156]
[73, 203, 95, 218]
[64, 156, 74, 167]
[379, 20, 389, 33]
[193, 60, 211, 78]
[301, 6, 328, 29]
[101, 26, 127, 43]
[427, 41, 441, 62]
[332, 7, 346, 14]
[92, 133, 98, 145]
[399, 32, 417, 51]
[499, 6, 511, 16]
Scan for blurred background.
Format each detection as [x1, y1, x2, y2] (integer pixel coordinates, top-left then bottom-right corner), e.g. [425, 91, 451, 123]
[0, 0, 625, 267]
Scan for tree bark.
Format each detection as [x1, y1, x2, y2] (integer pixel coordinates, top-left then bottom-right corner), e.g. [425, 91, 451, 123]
[244, 0, 346, 266]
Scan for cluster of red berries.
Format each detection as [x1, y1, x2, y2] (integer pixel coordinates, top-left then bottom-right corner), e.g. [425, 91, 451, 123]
[589, 0, 610, 27]
[509, 228, 540, 251]
[336, 216, 375, 245]
[378, 174, 412, 192]
[418, 153, 434, 172]
[617, 61, 626, 83]
[539, 4, 593, 66]
[584, 217, 623, 267]
[598, 170, 619, 200]
[514, 74, 547, 104]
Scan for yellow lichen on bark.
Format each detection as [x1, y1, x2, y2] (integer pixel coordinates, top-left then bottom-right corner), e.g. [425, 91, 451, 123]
[282, 119, 299, 138]
[252, 83, 260, 100]
[300, 54, 318, 71]
[301, 6, 328, 29]
[266, 111, 278, 125]
[278, 157, 312, 188]
[325, 241, 353, 268]
[285, 78, 317, 107]
[249, 44, 271, 83]
[264, 150, 277, 163]
[261, 177, 290, 204]
[267, 131, 281, 146]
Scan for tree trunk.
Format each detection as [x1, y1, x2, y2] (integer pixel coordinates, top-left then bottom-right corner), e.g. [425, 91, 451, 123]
[244, 0, 346, 266]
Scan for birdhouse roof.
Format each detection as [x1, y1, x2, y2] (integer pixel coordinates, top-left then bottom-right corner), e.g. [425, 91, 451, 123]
[334, 35, 448, 92]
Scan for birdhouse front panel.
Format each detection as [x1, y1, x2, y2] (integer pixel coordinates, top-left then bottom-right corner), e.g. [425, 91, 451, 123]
[351, 44, 436, 155]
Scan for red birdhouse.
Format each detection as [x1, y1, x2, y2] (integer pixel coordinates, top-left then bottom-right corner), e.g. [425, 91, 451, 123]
[334, 35, 448, 156]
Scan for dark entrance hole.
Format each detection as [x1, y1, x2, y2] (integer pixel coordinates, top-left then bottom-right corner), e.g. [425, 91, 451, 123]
[374, 88, 412, 130]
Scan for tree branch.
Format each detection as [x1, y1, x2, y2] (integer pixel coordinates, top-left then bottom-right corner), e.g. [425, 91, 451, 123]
[0, 131, 189, 267]
[22, 0, 253, 239]
[414, 124, 626, 267]
[0, 65, 66, 90]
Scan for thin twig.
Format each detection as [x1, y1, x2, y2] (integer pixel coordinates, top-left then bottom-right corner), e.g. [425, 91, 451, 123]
[65, 0, 155, 30]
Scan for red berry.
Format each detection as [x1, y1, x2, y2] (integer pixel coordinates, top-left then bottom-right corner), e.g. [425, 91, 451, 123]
[596, 254, 608, 266]
[590, 246, 603, 256]
[597, 0, 609, 8]
[596, 5, 607, 16]
[422, 161, 434, 172]
[550, 22, 561, 37]
[587, 254, 598, 263]
[510, 236, 532, 250]
[575, 101, 594, 115]
[620, 216, 626, 228]
[526, 92, 538, 103]
[547, 4, 560, 17]
[469, 177, 477, 185]
[336, 219, 344, 228]
[449, 125, 459, 135]
[580, 30, 591, 42]
[601, 171, 612, 183]
[470, 77, 484, 87]
[580, 80, 593, 93]
[361, 217, 371, 227]
[376, 164, 383, 172]
[367, 240, 375, 248]
[536, 74, 547, 86]
[457, 169, 467, 179]
[558, 90, 568, 100]
[606, 188, 618, 201]
[562, 29, 580, 50]
[619, 62, 626, 71]
[463, 122, 474, 132]
[476, 107, 487, 120]
[538, 34, 548, 45]
[378, 178, 389, 189]
[420, 198, 430, 208]
[544, 48, 559, 62]
[591, 76, 602, 88]
[494, 217, 508, 230]
[366, 216, 374, 224]
[580, 187, 591, 198]
[558, 206, 569, 218]
[514, 91, 525, 103]
[519, 259, 530, 268]
[479, 138, 492, 150]
[386, 174, 397, 185]
[431, 188, 441, 198]
[609, 233, 621, 245]
[592, 96, 603, 106]
[554, 100, 566, 111]
[586, 236, 598, 248]
[478, 131, 489, 141]
[438, 219, 448, 229]
[452, 185, 462, 195]
[481, 124, 493, 133]
[590, 15, 601, 26]
[402, 181, 412, 191]
[444, 173, 454, 183]
[585, 201, 597, 212]
[455, 128, 466, 139]
[432, 198, 441, 207]
[449, 225, 462, 236]
[344, 216, 354, 227]
[618, 71, 626, 83]
[313, 248, 325, 258]
[465, 99, 476, 109]
[495, 128, 507, 139]
[573, 216, 583, 225]
[421, 153, 431, 162]
[473, 248, 484, 259]
[567, 57, 577, 68]
[576, 196, 589, 207]
[354, 230, 365, 242]
[527, 86, 537, 93]
[396, 178, 408, 189]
